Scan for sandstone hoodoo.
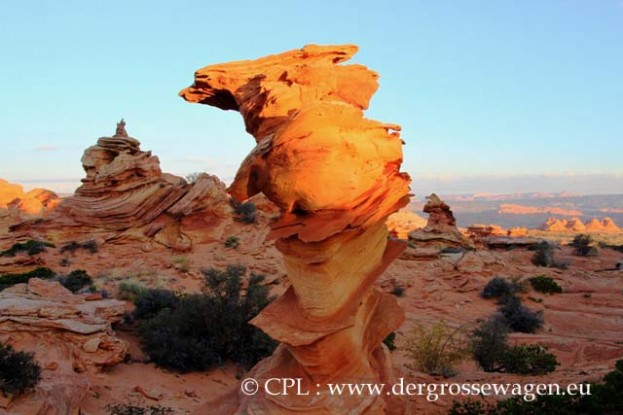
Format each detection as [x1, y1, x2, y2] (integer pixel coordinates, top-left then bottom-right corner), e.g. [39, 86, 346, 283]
[408, 193, 474, 249]
[181, 44, 411, 414]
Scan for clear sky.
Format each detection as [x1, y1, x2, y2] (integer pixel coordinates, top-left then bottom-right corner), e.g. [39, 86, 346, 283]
[1, 0, 622, 195]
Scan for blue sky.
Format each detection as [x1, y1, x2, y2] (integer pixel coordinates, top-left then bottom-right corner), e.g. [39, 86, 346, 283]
[1, 0, 621, 195]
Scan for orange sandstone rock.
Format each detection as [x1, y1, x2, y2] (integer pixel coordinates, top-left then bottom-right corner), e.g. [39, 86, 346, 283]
[181, 44, 410, 415]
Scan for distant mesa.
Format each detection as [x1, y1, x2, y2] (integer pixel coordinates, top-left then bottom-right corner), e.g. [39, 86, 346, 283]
[498, 203, 583, 216]
[542, 216, 621, 233]
[408, 193, 474, 249]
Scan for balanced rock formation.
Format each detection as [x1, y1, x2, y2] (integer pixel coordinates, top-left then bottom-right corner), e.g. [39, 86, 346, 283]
[0, 278, 127, 414]
[181, 44, 410, 414]
[408, 194, 474, 249]
[13, 121, 230, 250]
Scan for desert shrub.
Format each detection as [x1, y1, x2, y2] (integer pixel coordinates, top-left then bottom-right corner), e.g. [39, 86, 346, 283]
[572, 234, 598, 257]
[224, 236, 240, 249]
[137, 265, 276, 372]
[133, 288, 177, 320]
[0, 342, 42, 395]
[529, 275, 562, 294]
[404, 321, 468, 377]
[499, 296, 543, 333]
[440, 246, 465, 254]
[0, 240, 53, 257]
[471, 314, 510, 372]
[0, 267, 55, 291]
[448, 400, 497, 415]
[481, 277, 524, 302]
[59, 257, 71, 267]
[383, 332, 397, 351]
[60, 240, 98, 255]
[391, 285, 405, 297]
[185, 172, 203, 184]
[106, 404, 174, 415]
[172, 256, 192, 272]
[117, 281, 149, 302]
[501, 344, 559, 375]
[231, 200, 257, 224]
[531, 241, 555, 267]
[58, 269, 93, 293]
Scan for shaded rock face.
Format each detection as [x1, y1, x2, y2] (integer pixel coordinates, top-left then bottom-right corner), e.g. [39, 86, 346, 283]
[181, 44, 410, 414]
[408, 194, 474, 249]
[0, 278, 127, 414]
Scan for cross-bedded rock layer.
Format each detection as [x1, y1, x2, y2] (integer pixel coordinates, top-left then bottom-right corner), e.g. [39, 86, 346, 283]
[181, 44, 411, 414]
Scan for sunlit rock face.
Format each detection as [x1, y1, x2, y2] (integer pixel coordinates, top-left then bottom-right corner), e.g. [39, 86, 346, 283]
[181, 44, 411, 414]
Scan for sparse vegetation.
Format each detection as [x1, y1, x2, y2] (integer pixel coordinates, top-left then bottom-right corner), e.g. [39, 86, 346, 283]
[404, 321, 468, 377]
[58, 269, 93, 293]
[117, 281, 149, 302]
[501, 344, 559, 375]
[185, 172, 204, 184]
[471, 315, 557, 375]
[471, 314, 510, 372]
[172, 256, 192, 273]
[0, 240, 54, 257]
[133, 288, 177, 320]
[60, 240, 98, 255]
[231, 200, 257, 224]
[224, 235, 240, 249]
[136, 265, 276, 372]
[106, 404, 175, 415]
[529, 275, 562, 294]
[0, 267, 55, 291]
[0, 342, 42, 396]
[391, 285, 406, 297]
[481, 277, 524, 302]
[498, 295, 543, 333]
[572, 234, 598, 257]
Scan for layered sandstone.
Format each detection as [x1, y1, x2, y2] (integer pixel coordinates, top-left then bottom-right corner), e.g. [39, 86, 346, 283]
[12, 121, 230, 250]
[0, 179, 60, 225]
[408, 194, 474, 249]
[181, 44, 410, 414]
[0, 278, 127, 414]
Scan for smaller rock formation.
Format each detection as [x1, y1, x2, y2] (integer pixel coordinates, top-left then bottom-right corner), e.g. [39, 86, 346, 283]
[0, 179, 60, 225]
[467, 224, 507, 239]
[386, 209, 427, 239]
[408, 194, 473, 249]
[0, 278, 127, 414]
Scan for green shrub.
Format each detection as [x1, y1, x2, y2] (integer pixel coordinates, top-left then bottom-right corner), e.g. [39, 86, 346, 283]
[0, 240, 54, 257]
[499, 296, 543, 333]
[481, 277, 524, 302]
[231, 200, 257, 224]
[133, 289, 177, 320]
[172, 256, 191, 272]
[471, 314, 510, 372]
[404, 321, 468, 377]
[106, 404, 174, 415]
[501, 344, 559, 375]
[224, 236, 240, 249]
[383, 332, 397, 351]
[117, 281, 149, 302]
[0, 342, 42, 395]
[531, 241, 554, 267]
[529, 275, 562, 294]
[572, 234, 598, 257]
[0, 267, 55, 291]
[137, 265, 276, 372]
[58, 269, 93, 293]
